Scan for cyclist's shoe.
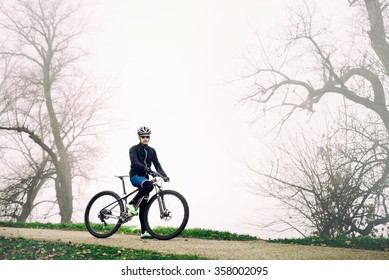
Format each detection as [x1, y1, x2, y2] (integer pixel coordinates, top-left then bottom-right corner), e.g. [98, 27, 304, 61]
[126, 203, 138, 216]
[140, 232, 153, 239]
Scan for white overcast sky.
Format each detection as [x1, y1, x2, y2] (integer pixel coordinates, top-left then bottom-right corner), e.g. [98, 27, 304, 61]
[74, 0, 351, 238]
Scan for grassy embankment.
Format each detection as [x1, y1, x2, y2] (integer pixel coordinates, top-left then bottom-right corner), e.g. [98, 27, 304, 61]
[0, 236, 207, 260]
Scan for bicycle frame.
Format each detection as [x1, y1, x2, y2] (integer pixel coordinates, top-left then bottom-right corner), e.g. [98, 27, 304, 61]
[114, 174, 166, 218]
[116, 175, 139, 204]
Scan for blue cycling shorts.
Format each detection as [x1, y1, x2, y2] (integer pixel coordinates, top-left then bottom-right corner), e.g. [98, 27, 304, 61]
[130, 175, 148, 188]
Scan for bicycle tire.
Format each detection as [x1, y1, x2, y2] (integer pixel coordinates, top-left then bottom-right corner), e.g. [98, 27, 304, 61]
[84, 190, 124, 238]
[144, 190, 189, 240]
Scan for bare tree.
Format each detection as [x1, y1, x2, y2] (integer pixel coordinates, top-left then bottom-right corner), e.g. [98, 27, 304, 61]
[242, 0, 389, 129]
[0, 152, 54, 222]
[0, 0, 105, 222]
[254, 112, 389, 237]
[242, 0, 389, 236]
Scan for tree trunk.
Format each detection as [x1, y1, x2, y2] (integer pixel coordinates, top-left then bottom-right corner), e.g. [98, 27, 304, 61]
[43, 59, 73, 223]
[17, 177, 47, 222]
[364, 0, 389, 74]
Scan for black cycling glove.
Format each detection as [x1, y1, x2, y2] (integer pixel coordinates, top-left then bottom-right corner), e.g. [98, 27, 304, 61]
[163, 176, 170, 182]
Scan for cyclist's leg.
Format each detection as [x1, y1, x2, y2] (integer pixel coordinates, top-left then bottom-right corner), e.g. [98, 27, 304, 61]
[126, 176, 145, 215]
[129, 176, 153, 236]
[130, 177, 153, 203]
[139, 195, 149, 234]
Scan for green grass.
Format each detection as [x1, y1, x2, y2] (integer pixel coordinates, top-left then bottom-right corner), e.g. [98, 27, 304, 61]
[179, 227, 256, 240]
[0, 221, 90, 231]
[269, 236, 389, 251]
[0, 221, 257, 240]
[0, 236, 206, 260]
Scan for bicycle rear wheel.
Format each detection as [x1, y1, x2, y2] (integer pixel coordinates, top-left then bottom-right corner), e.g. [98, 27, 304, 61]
[84, 190, 124, 238]
[144, 190, 189, 240]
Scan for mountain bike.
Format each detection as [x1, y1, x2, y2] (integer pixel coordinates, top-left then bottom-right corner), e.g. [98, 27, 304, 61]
[84, 171, 189, 240]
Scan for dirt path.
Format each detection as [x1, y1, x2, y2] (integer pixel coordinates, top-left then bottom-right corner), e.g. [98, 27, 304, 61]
[1, 227, 389, 260]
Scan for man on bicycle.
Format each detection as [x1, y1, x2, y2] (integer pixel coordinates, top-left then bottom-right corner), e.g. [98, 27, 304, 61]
[127, 126, 169, 239]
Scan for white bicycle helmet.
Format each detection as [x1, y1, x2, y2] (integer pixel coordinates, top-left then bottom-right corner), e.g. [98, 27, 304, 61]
[137, 126, 151, 135]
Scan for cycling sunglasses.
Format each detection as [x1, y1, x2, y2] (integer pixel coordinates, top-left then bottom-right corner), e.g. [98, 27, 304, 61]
[140, 135, 150, 139]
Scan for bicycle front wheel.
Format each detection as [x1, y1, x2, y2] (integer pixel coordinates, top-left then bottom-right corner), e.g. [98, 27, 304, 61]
[84, 190, 124, 238]
[144, 190, 189, 240]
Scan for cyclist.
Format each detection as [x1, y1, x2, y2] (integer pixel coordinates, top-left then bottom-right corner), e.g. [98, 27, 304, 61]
[127, 126, 170, 239]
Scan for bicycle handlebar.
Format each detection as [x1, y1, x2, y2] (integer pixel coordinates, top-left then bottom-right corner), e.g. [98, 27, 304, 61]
[115, 171, 168, 181]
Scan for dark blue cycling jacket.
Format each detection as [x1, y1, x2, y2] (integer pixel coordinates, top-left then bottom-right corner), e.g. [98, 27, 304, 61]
[129, 143, 167, 178]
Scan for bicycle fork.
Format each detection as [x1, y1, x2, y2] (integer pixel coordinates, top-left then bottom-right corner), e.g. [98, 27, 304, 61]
[156, 193, 169, 219]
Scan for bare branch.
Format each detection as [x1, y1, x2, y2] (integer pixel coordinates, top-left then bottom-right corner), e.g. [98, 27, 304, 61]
[0, 125, 59, 168]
